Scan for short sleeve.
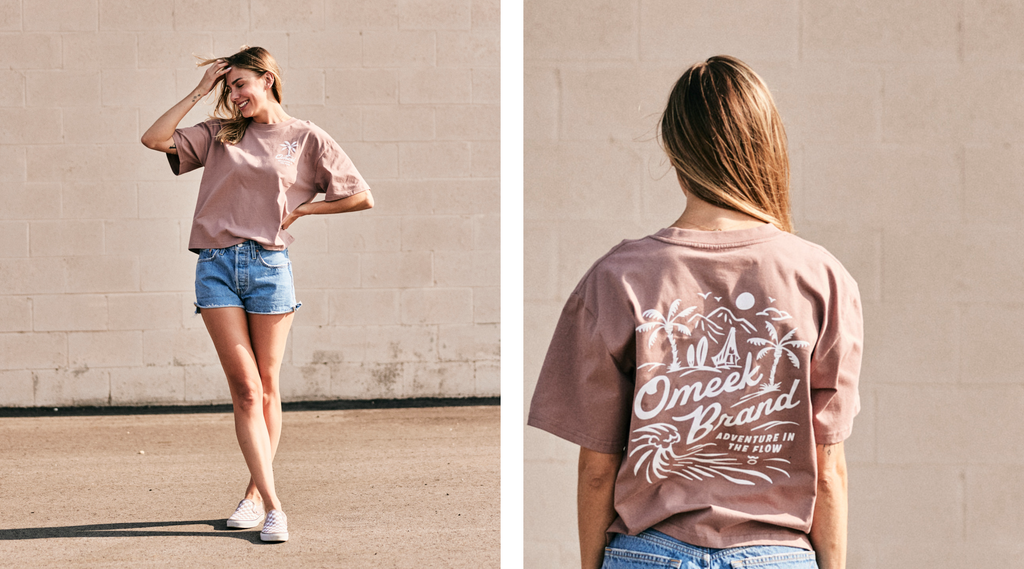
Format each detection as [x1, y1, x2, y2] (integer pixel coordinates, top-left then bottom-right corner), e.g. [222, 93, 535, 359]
[808, 271, 863, 445]
[527, 292, 635, 454]
[315, 139, 370, 201]
[166, 121, 216, 176]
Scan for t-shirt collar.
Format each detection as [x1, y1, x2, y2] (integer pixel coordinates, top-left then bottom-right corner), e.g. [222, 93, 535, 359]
[649, 223, 782, 249]
[246, 117, 299, 131]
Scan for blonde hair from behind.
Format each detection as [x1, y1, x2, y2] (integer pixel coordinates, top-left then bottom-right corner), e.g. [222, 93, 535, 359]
[196, 46, 284, 145]
[660, 55, 793, 233]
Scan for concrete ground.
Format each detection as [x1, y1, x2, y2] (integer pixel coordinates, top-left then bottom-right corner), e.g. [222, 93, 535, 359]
[0, 405, 499, 568]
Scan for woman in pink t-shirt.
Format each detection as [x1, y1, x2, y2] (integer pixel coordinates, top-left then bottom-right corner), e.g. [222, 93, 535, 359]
[141, 46, 373, 542]
[529, 56, 861, 569]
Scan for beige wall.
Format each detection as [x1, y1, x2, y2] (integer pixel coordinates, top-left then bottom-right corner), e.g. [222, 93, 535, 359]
[0, 0, 499, 406]
[525, 0, 1024, 566]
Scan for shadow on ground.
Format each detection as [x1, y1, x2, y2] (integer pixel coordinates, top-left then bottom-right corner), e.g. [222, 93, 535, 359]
[0, 406, 499, 568]
[0, 519, 262, 542]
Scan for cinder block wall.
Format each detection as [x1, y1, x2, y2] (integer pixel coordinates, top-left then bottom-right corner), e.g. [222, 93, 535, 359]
[0, 0, 499, 407]
[525, 0, 1024, 566]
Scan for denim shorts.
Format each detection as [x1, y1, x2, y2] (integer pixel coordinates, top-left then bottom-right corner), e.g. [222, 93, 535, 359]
[603, 531, 818, 569]
[194, 240, 301, 315]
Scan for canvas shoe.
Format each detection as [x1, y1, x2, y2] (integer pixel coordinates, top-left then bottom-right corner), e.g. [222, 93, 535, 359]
[260, 509, 289, 542]
[226, 499, 265, 529]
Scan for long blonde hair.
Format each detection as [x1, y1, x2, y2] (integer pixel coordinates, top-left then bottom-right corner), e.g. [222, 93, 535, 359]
[196, 46, 284, 145]
[660, 55, 792, 233]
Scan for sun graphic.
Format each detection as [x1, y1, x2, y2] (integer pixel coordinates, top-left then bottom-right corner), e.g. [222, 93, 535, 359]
[735, 292, 755, 310]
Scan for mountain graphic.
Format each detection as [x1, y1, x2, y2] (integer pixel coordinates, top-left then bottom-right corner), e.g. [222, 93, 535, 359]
[687, 313, 726, 341]
[705, 307, 757, 334]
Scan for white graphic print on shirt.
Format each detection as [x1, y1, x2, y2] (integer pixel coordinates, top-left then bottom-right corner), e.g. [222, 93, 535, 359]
[276, 141, 299, 165]
[631, 292, 809, 486]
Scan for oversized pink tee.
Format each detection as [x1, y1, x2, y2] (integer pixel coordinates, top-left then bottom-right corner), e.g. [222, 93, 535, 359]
[528, 224, 862, 550]
[168, 118, 370, 253]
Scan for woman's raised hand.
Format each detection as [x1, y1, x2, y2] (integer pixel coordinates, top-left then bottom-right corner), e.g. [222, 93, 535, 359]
[197, 59, 231, 97]
[141, 58, 232, 151]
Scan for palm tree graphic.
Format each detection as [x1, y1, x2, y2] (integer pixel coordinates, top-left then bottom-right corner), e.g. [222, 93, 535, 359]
[276, 141, 299, 164]
[747, 322, 810, 389]
[280, 141, 298, 156]
[636, 300, 695, 372]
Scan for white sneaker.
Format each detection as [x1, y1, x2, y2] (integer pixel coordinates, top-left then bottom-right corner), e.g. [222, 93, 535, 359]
[260, 509, 289, 542]
[226, 499, 264, 529]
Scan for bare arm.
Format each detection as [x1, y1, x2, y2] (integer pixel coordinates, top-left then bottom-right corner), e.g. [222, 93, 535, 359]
[140, 60, 231, 153]
[809, 442, 848, 569]
[281, 190, 375, 230]
[578, 447, 622, 569]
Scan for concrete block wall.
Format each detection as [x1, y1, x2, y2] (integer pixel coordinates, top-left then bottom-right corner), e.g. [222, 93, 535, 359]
[0, 0, 500, 407]
[525, 0, 1024, 566]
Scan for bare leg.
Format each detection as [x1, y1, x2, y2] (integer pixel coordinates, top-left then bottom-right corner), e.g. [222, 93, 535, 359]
[240, 312, 294, 502]
[201, 307, 291, 513]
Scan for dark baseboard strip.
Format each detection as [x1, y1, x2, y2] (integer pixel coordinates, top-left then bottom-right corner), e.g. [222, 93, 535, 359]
[0, 397, 500, 418]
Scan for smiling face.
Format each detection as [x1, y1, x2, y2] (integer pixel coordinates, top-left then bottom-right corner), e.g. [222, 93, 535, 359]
[224, 67, 274, 120]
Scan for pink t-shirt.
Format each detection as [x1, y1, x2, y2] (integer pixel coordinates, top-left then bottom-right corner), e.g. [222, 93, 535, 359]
[528, 224, 862, 550]
[168, 118, 370, 253]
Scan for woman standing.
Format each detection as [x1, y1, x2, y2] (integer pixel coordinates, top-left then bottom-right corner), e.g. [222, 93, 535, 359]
[528, 56, 862, 569]
[141, 46, 373, 542]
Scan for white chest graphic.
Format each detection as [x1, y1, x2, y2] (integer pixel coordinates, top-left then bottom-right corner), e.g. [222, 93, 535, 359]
[276, 141, 300, 165]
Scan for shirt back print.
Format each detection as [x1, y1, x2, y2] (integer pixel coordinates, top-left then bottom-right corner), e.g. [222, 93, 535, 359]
[632, 292, 807, 485]
[528, 224, 863, 550]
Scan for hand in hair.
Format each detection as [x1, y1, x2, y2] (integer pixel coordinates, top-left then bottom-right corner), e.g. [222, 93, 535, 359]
[197, 59, 232, 99]
[140, 59, 231, 152]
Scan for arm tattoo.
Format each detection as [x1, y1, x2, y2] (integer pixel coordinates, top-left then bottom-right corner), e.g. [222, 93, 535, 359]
[169, 144, 175, 149]
[191, 93, 201, 103]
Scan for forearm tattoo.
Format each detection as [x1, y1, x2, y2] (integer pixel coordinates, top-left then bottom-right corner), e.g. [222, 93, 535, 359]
[191, 93, 201, 103]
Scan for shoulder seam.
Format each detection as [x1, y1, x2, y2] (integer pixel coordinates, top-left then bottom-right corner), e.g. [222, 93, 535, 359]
[572, 236, 649, 295]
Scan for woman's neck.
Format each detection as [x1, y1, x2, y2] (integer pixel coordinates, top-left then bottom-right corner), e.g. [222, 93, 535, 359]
[251, 102, 291, 125]
[671, 192, 766, 232]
